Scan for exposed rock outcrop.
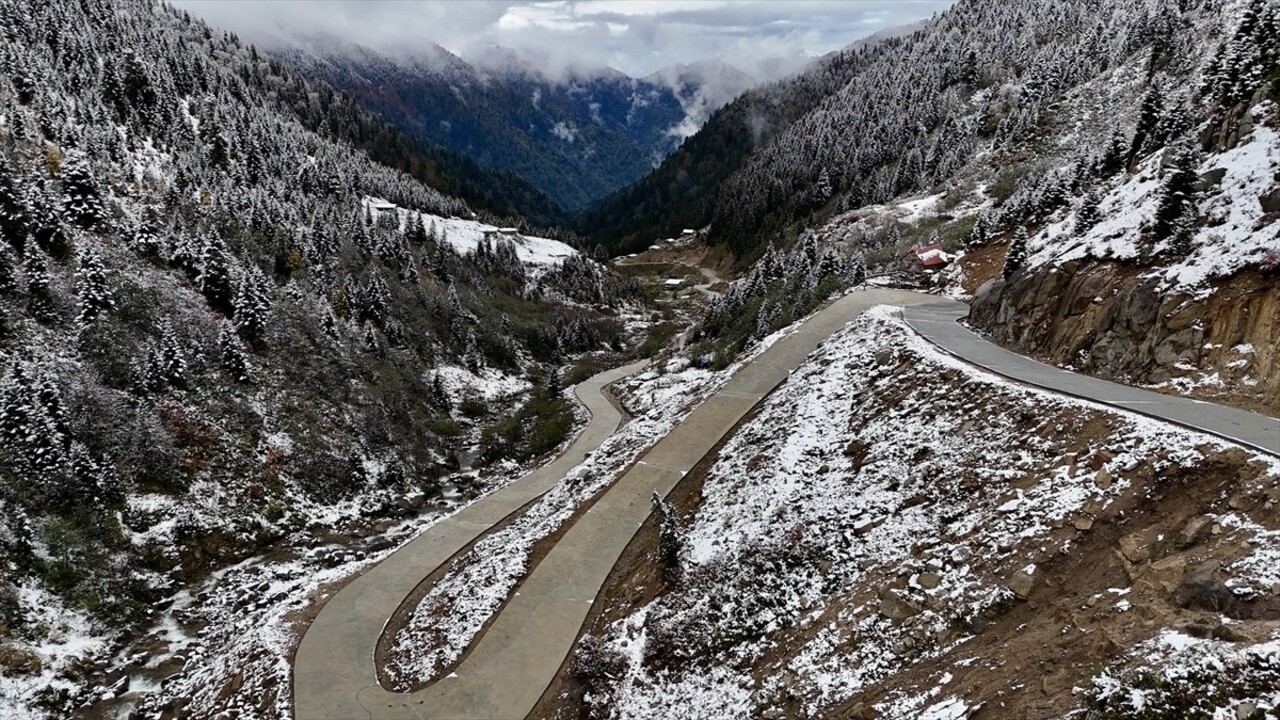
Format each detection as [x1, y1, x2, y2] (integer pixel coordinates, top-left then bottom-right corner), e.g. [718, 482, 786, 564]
[971, 262, 1280, 414]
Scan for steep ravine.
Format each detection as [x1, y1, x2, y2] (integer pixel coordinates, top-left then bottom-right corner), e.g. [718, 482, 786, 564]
[970, 262, 1280, 416]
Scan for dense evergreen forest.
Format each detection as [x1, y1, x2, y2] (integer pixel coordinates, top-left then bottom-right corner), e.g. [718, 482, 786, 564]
[0, 3, 639, 709]
[580, 0, 1279, 262]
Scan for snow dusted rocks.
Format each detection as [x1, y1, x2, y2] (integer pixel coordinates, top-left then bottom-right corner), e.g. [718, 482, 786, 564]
[1006, 564, 1036, 600]
[970, 104, 1280, 415]
[878, 590, 922, 622]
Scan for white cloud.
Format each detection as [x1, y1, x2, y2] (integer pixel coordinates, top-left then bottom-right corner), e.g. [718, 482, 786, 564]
[173, 0, 956, 79]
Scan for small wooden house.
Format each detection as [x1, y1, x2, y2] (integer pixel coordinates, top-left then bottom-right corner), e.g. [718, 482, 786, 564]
[913, 244, 951, 269]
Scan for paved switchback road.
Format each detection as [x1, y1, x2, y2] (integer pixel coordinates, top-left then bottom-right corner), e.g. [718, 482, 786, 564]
[292, 359, 647, 720]
[901, 300, 1279, 457]
[294, 288, 935, 720]
[295, 290, 1278, 720]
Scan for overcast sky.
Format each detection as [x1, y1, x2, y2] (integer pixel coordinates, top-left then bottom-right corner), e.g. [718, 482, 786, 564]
[173, 0, 956, 79]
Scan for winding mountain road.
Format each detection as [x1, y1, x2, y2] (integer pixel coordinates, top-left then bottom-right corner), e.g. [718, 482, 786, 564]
[292, 359, 647, 720]
[294, 289, 1279, 720]
[901, 300, 1279, 457]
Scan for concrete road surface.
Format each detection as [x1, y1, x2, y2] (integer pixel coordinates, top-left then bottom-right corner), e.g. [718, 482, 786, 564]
[901, 300, 1278, 457]
[292, 359, 647, 720]
[294, 288, 934, 720]
[295, 289, 1277, 720]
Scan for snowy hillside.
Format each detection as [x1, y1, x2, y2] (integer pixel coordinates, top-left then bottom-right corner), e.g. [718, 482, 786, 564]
[1026, 103, 1280, 294]
[0, 1, 648, 717]
[364, 198, 578, 268]
[563, 307, 1280, 719]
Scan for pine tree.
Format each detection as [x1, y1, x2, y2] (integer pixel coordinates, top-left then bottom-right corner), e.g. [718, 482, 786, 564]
[217, 321, 250, 383]
[651, 490, 683, 576]
[60, 150, 107, 229]
[65, 442, 123, 513]
[127, 218, 163, 259]
[75, 245, 114, 325]
[232, 264, 270, 345]
[26, 180, 72, 260]
[1129, 85, 1165, 161]
[0, 363, 67, 482]
[0, 158, 27, 246]
[849, 254, 867, 285]
[813, 167, 833, 204]
[197, 237, 235, 314]
[1075, 187, 1102, 233]
[359, 272, 389, 328]
[1207, 0, 1272, 107]
[0, 244, 16, 294]
[431, 233, 452, 283]
[1169, 212, 1197, 257]
[141, 321, 187, 392]
[1154, 140, 1201, 241]
[1004, 227, 1029, 280]
[965, 213, 991, 250]
[362, 321, 380, 354]
[1096, 131, 1129, 177]
[23, 245, 56, 321]
[406, 213, 427, 244]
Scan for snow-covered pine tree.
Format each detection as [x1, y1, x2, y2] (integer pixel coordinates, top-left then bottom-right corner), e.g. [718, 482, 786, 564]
[1129, 85, 1166, 162]
[140, 321, 187, 393]
[0, 158, 27, 245]
[1004, 226, 1029, 279]
[232, 263, 271, 344]
[23, 245, 56, 321]
[0, 244, 16, 294]
[66, 441, 123, 513]
[0, 363, 67, 482]
[849, 254, 867, 285]
[1075, 187, 1102, 233]
[217, 321, 250, 383]
[965, 212, 992, 250]
[651, 490, 683, 576]
[362, 321, 380, 354]
[127, 217, 163, 259]
[431, 232, 452, 282]
[75, 245, 114, 325]
[360, 272, 389, 328]
[1154, 139, 1201, 241]
[25, 179, 72, 260]
[60, 150, 107, 229]
[197, 236, 234, 314]
[1095, 131, 1129, 177]
[1204, 0, 1278, 107]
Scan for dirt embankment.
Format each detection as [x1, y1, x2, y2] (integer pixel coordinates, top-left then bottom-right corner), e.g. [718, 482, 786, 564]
[969, 262, 1280, 416]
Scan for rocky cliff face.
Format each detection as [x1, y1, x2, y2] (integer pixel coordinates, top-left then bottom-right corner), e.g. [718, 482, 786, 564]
[971, 263, 1280, 415]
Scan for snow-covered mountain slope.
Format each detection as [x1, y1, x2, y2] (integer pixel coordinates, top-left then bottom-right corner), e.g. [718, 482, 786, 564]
[1024, 108, 1279, 294]
[551, 307, 1280, 719]
[646, 0, 1278, 414]
[0, 0, 649, 717]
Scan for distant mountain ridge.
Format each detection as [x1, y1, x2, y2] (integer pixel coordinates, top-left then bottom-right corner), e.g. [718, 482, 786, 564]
[273, 37, 760, 210]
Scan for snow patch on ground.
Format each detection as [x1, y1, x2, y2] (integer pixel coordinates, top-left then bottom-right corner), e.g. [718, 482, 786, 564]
[0, 583, 108, 719]
[363, 197, 578, 267]
[1085, 629, 1280, 717]
[430, 365, 530, 403]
